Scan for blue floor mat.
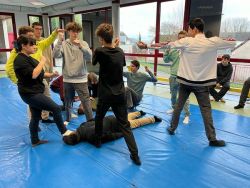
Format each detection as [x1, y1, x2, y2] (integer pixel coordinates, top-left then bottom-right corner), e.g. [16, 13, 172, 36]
[0, 78, 250, 188]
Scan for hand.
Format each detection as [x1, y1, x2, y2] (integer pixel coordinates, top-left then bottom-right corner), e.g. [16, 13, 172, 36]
[114, 37, 120, 47]
[53, 71, 59, 77]
[137, 41, 147, 49]
[73, 39, 81, 47]
[56, 28, 65, 33]
[58, 32, 64, 42]
[216, 83, 221, 87]
[144, 66, 150, 72]
[90, 97, 94, 101]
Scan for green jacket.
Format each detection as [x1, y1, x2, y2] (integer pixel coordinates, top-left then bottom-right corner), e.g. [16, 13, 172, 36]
[163, 48, 180, 77]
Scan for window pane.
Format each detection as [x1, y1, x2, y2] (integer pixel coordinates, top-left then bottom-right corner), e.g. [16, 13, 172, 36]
[0, 51, 10, 70]
[120, 3, 157, 54]
[0, 15, 14, 49]
[220, 0, 250, 59]
[160, 0, 185, 42]
[29, 16, 40, 25]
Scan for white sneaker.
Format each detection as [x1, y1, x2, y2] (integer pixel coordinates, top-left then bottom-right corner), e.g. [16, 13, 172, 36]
[64, 121, 69, 126]
[166, 109, 174, 114]
[71, 113, 78, 118]
[183, 116, 189, 124]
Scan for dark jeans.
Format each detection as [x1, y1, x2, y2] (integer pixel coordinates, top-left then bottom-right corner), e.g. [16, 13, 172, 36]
[169, 84, 216, 141]
[95, 100, 138, 156]
[20, 93, 67, 144]
[239, 77, 250, 105]
[209, 82, 230, 101]
[125, 87, 141, 108]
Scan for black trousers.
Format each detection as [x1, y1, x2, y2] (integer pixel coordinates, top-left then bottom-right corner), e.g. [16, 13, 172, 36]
[95, 100, 138, 156]
[20, 93, 67, 144]
[239, 77, 250, 105]
[169, 84, 216, 141]
[209, 82, 230, 101]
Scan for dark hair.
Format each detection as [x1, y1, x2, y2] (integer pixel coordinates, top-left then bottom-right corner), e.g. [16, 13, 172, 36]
[65, 22, 82, 32]
[14, 35, 36, 52]
[18, 26, 34, 35]
[222, 54, 230, 60]
[131, 60, 140, 69]
[63, 133, 79, 145]
[95, 23, 113, 43]
[178, 30, 187, 36]
[189, 18, 204, 32]
[32, 22, 42, 28]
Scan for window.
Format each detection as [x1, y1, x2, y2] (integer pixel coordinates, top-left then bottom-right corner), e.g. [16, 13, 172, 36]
[28, 15, 43, 26]
[120, 3, 157, 54]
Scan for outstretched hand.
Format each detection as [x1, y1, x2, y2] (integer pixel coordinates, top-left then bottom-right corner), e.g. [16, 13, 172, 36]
[137, 41, 147, 49]
[144, 66, 150, 72]
[114, 37, 120, 47]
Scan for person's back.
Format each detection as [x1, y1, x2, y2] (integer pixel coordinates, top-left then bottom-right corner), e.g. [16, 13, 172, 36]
[175, 35, 235, 86]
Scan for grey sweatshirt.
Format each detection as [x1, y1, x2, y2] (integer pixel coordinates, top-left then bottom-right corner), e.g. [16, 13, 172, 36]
[53, 39, 92, 83]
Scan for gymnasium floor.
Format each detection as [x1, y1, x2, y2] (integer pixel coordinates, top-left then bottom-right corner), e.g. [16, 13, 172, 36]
[0, 77, 249, 188]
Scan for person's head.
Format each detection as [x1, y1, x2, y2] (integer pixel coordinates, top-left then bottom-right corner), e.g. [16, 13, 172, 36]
[18, 26, 34, 38]
[65, 22, 82, 41]
[15, 35, 37, 54]
[188, 18, 204, 37]
[62, 131, 80, 145]
[95, 23, 113, 45]
[32, 22, 43, 39]
[221, 54, 230, 66]
[88, 72, 98, 84]
[178, 30, 187, 40]
[130, 60, 140, 73]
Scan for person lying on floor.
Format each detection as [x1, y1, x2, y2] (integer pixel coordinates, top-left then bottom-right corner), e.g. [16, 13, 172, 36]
[63, 111, 162, 146]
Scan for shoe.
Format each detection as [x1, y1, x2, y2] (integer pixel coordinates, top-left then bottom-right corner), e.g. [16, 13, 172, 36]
[183, 116, 189, 124]
[130, 154, 141, 166]
[166, 109, 174, 114]
[167, 127, 175, 135]
[139, 110, 146, 116]
[234, 104, 244, 109]
[32, 140, 48, 147]
[220, 98, 226, 103]
[209, 140, 226, 147]
[42, 119, 54, 123]
[154, 116, 162, 122]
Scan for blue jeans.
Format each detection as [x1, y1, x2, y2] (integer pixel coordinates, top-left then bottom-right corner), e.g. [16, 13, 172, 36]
[169, 76, 190, 116]
[20, 93, 67, 144]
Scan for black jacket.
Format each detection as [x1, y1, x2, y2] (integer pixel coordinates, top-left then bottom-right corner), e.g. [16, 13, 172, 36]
[217, 62, 233, 85]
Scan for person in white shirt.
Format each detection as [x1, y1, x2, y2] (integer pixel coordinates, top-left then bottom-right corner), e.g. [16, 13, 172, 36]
[137, 18, 236, 147]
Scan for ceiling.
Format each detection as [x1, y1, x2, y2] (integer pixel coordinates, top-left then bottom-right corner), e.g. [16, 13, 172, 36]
[0, 0, 71, 8]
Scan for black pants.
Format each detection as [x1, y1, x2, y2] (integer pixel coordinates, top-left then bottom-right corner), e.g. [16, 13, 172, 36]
[209, 82, 230, 101]
[239, 77, 250, 105]
[169, 84, 216, 141]
[95, 100, 138, 156]
[20, 93, 67, 144]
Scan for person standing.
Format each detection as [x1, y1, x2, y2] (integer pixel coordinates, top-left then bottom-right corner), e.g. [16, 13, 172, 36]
[32, 22, 55, 123]
[92, 23, 141, 165]
[234, 77, 250, 109]
[14, 35, 71, 147]
[53, 22, 93, 124]
[163, 30, 190, 124]
[138, 18, 236, 147]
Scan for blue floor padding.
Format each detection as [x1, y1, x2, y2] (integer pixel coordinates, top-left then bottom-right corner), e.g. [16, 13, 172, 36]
[0, 77, 250, 188]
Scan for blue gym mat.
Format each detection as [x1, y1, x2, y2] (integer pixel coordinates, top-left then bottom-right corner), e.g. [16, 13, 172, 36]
[0, 77, 249, 188]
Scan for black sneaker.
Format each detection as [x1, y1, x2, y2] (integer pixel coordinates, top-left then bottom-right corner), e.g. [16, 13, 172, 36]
[139, 110, 146, 116]
[209, 140, 226, 147]
[167, 127, 175, 135]
[130, 154, 141, 166]
[154, 116, 162, 122]
[42, 119, 54, 123]
[234, 104, 244, 109]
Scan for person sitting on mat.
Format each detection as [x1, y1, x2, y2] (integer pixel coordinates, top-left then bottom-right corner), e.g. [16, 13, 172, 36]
[63, 111, 162, 146]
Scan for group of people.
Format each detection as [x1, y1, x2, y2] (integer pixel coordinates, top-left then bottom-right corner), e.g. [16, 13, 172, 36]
[5, 17, 248, 166]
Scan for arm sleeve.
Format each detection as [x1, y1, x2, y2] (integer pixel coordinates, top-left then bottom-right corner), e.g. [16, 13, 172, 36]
[101, 132, 123, 143]
[80, 41, 92, 62]
[123, 72, 129, 78]
[53, 40, 63, 58]
[145, 71, 157, 82]
[211, 37, 236, 50]
[5, 49, 18, 84]
[163, 49, 173, 63]
[92, 49, 99, 65]
[37, 31, 57, 51]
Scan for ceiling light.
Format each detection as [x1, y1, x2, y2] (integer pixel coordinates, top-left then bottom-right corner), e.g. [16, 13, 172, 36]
[30, 1, 46, 6]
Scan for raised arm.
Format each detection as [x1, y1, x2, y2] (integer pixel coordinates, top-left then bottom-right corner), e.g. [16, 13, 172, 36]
[145, 66, 157, 82]
[53, 33, 64, 58]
